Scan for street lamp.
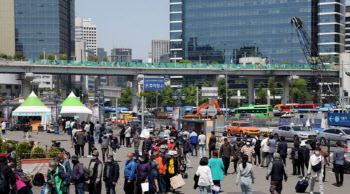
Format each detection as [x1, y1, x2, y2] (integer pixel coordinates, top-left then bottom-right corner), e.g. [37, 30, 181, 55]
[53, 91, 59, 135]
[95, 89, 104, 123]
[173, 86, 185, 130]
[5, 95, 10, 132]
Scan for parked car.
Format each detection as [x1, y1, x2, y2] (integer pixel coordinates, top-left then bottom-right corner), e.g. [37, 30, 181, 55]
[273, 125, 317, 142]
[227, 121, 260, 136]
[317, 128, 350, 145]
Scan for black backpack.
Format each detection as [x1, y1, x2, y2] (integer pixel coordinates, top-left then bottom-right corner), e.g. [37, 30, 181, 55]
[33, 173, 45, 186]
[0, 166, 8, 192]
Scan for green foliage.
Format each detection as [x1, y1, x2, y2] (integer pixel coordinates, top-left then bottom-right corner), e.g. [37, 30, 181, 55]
[267, 77, 278, 105]
[59, 54, 68, 60]
[87, 56, 99, 62]
[241, 89, 249, 104]
[291, 78, 308, 103]
[47, 53, 55, 60]
[46, 147, 61, 158]
[320, 56, 331, 63]
[0, 53, 8, 59]
[281, 62, 291, 64]
[103, 56, 108, 62]
[332, 56, 339, 63]
[30, 147, 46, 159]
[159, 85, 175, 107]
[256, 82, 267, 104]
[179, 60, 192, 63]
[211, 61, 219, 64]
[0, 137, 3, 149]
[17, 142, 31, 159]
[1, 140, 17, 153]
[218, 80, 234, 108]
[182, 84, 198, 106]
[120, 86, 132, 106]
[14, 52, 25, 60]
[39, 53, 44, 59]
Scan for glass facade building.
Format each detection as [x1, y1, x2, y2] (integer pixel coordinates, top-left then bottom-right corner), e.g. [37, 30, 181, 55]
[15, 0, 75, 60]
[171, 0, 345, 64]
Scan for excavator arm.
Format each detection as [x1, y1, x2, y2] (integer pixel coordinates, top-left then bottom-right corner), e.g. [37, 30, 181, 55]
[195, 99, 221, 116]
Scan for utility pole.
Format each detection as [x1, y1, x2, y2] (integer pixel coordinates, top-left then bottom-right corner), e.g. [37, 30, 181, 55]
[196, 87, 199, 108]
[225, 72, 228, 123]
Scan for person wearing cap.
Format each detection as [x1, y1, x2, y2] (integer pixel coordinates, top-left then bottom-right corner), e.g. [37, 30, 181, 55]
[88, 150, 103, 194]
[132, 152, 140, 163]
[71, 155, 85, 194]
[165, 150, 179, 192]
[47, 161, 70, 194]
[0, 154, 16, 193]
[266, 153, 288, 194]
[5, 143, 16, 168]
[241, 139, 255, 164]
[124, 152, 136, 194]
[168, 137, 176, 150]
[103, 154, 120, 194]
[149, 155, 160, 194]
[219, 138, 233, 175]
[155, 147, 167, 193]
[136, 152, 151, 193]
[300, 140, 310, 171]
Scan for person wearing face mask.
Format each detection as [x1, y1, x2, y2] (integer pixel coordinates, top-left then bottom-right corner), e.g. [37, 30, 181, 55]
[47, 161, 70, 194]
[308, 150, 325, 194]
[103, 154, 120, 194]
[154, 147, 166, 193]
[101, 132, 110, 163]
[219, 138, 233, 176]
[124, 152, 137, 194]
[266, 153, 288, 194]
[240, 139, 255, 164]
[70, 155, 85, 194]
[190, 128, 198, 157]
[315, 143, 329, 182]
[135, 152, 151, 194]
[88, 150, 103, 194]
[57, 153, 72, 176]
[149, 155, 160, 194]
[183, 135, 191, 168]
[133, 152, 140, 163]
[168, 137, 176, 150]
[165, 151, 179, 192]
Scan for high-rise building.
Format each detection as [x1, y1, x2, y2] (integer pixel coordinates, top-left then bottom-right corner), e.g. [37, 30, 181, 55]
[0, 0, 15, 57]
[152, 40, 170, 63]
[346, 6, 350, 53]
[109, 48, 132, 88]
[97, 48, 107, 61]
[170, 0, 345, 64]
[14, 0, 75, 60]
[75, 18, 97, 55]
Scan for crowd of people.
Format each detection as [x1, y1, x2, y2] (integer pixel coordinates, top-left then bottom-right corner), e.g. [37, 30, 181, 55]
[0, 120, 348, 194]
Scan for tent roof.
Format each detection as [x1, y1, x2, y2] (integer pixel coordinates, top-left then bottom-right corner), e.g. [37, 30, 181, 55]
[61, 92, 85, 107]
[20, 91, 45, 107]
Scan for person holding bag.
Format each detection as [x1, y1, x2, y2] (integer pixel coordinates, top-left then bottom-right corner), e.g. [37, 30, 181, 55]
[195, 157, 213, 194]
[308, 150, 324, 194]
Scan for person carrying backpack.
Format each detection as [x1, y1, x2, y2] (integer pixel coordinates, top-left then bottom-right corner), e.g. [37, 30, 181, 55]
[71, 155, 85, 194]
[291, 142, 304, 176]
[253, 136, 261, 166]
[109, 132, 120, 161]
[308, 150, 324, 194]
[190, 129, 198, 156]
[88, 150, 103, 194]
[47, 161, 70, 194]
[0, 154, 16, 194]
[103, 154, 119, 194]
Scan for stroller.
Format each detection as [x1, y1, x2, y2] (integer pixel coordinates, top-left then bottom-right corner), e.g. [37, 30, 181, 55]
[51, 142, 71, 159]
[178, 156, 188, 179]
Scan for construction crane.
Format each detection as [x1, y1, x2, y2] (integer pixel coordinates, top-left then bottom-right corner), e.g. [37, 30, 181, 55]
[291, 16, 336, 104]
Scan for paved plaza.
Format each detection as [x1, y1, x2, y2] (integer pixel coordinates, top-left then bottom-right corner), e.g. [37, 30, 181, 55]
[2, 129, 350, 194]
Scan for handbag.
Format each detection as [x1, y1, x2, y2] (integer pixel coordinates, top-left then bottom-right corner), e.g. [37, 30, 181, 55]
[40, 184, 49, 194]
[193, 174, 199, 189]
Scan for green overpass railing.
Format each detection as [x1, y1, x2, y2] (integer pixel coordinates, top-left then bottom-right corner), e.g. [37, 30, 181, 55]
[28, 60, 340, 70]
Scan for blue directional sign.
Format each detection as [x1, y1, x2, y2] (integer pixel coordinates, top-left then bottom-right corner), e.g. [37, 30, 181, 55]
[327, 113, 350, 126]
[144, 78, 165, 90]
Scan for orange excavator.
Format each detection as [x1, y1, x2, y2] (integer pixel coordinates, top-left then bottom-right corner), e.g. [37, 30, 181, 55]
[185, 99, 222, 118]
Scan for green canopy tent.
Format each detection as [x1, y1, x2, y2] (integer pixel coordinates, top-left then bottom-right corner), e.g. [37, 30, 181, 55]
[60, 92, 92, 121]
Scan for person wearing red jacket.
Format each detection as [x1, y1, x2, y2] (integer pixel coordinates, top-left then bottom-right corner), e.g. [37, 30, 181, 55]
[155, 147, 167, 193]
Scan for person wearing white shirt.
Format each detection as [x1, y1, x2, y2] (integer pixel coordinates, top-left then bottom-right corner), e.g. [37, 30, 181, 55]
[260, 134, 269, 167]
[195, 157, 213, 194]
[1, 121, 6, 136]
[308, 151, 325, 194]
[164, 126, 171, 141]
[198, 131, 206, 158]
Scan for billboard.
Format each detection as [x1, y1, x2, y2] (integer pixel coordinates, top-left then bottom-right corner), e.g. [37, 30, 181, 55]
[327, 113, 350, 126]
[144, 78, 165, 90]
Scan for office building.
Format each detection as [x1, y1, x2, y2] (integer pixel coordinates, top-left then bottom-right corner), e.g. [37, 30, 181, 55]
[132, 59, 143, 63]
[109, 48, 132, 88]
[170, 0, 345, 64]
[346, 6, 350, 53]
[152, 40, 170, 63]
[75, 17, 97, 55]
[97, 48, 107, 61]
[14, 0, 75, 60]
[0, 0, 15, 56]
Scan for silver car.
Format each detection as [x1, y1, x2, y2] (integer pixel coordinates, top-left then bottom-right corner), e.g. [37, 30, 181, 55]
[317, 128, 350, 145]
[273, 125, 318, 142]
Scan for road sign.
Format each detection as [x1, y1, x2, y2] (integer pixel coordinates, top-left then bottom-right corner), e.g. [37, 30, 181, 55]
[327, 113, 350, 126]
[202, 87, 218, 98]
[137, 93, 150, 96]
[207, 106, 218, 116]
[144, 78, 165, 90]
[200, 109, 207, 115]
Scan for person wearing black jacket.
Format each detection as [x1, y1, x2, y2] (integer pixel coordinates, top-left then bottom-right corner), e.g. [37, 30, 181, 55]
[109, 132, 119, 161]
[300, 141, 310, 170]
[103, 154, 120, 194]
[266, 153, 288, 194]
[183, 135, 191, 168]
[119, 126, 126, 146]
[254, 136, 261, 166]
[208, 131, 216, 158]
[165, 151, 179, 192]
[0, 154, 16, 194]
[277, 136, 288, 166]
[291, 141, 304, 176]
[23, 122, 30, 142]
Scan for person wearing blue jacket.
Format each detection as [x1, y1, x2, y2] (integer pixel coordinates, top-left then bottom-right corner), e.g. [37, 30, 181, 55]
[58, 153, 72, 176]
[87, 131, 95, 156]
[124, 152, 136, 194]
[190, 129, 198, 156]
[47, 161, 70, 194]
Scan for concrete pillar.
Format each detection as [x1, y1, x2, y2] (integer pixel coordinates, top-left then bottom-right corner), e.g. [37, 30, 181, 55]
[248, 77, 255, 104]
[267, 89, 271, 105]
[22, 79, 31, 97]
[237, 90, 241, 107]
[283, 81, 290, 104]
[131, 76, 138, 113]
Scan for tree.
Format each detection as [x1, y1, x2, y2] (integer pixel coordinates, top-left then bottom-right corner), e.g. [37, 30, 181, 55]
[120, 86, 132, 106]
[47, 53, 55, 60]
[256, 82, 267, 104]
[332, 56, 339, 64]
[88, 55, 98, 62]
[179, 60, 192, 63]
[241, 89, 249, 104]
[291, 78, 308, 103]
[218, 80, 234, 108]
[158, 85, 175, 107]
[267, 77, 278, 105]
[39, 53, 44, 59]
[14, 52, 25, 60]
[211, 61, 219, 64]
[103, 56, 108, 62]
[59, 54, 67, 60]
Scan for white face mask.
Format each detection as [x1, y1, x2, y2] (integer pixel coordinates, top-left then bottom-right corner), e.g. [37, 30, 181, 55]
[133, 157, 137, 160]
[107, 160, 111, 162]
[170, 140, 174, 143]
[183, 138, 187, 140]
[315, 151, 320, 156]
[246, 142, 250, 145]
[139, 158, 145, 162]
[154, 151, 158, 155]
[92, 156, 96, 160]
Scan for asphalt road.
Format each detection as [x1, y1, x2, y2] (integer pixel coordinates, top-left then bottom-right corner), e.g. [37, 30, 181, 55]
[2, 128, 350, 194]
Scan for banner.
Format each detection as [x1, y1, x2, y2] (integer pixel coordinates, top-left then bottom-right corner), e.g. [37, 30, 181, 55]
[3, 106, 8, 120]
[21, 158, 53, 178]
[93, 105, 99, 123]
[172, 107, 180, 129]
[51, 106, 57, 123]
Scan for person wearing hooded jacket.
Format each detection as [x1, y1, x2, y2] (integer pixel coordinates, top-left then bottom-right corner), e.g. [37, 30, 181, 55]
[135, 153, 151, 194]
[47, 161, 70, 194]
[101, 132, 110, 163]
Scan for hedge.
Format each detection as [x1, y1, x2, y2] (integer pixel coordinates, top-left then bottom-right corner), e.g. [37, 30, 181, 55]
[46, 147, 61, 158]
[17, 142, 31, 159]
[1, 140, 17, 153]
[30, 147, 46, 159]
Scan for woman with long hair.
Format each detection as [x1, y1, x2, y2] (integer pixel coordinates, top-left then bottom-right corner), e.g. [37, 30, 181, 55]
[208, 150, 224, 194]
[236, 155, 255, 194]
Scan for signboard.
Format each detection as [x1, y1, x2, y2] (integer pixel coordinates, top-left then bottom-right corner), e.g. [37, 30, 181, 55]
[327, 113, 350, 126]
[144, 78, 165, 90]
[74, 115, 80, 120]
[201, 87, 218, 98]
[207, 106, 218, 116]
[172, 107, 180, 128]
[137, 93, 150, 96]
[21, 158, 52, 178]
[3, 106, 8, 120]
[101, 86, 121, 98]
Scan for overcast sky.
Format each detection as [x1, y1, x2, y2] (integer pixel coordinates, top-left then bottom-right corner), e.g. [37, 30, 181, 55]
[76, 0, 169, 62]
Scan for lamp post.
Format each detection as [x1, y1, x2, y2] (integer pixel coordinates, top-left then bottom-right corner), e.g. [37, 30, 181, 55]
[5, 95, 10, 132]
[95, 89, 104, 123]
[173, 86, 186, 130]
[53, 91, 59, 135]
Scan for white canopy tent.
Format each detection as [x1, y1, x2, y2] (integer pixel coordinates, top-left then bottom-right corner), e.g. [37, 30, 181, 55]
[60, 92, 92, 121]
